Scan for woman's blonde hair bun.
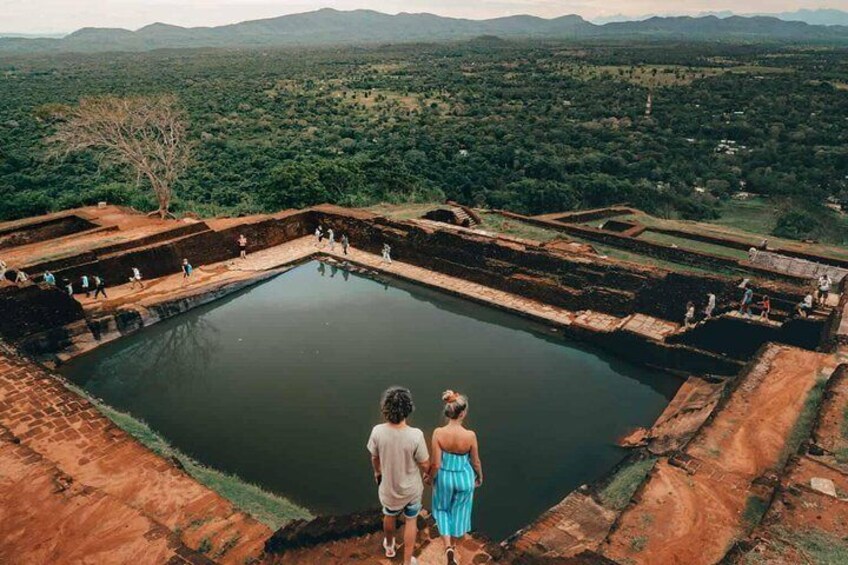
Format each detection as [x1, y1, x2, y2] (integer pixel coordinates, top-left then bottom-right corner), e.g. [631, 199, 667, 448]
[441, 390, 468, 419]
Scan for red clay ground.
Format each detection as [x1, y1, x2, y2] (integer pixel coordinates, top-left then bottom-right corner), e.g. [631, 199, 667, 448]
[601, 345, 838, 565]
[728, 369, 848, 564]
[0, 350, 269, 564]
[267, 522, 495, 565]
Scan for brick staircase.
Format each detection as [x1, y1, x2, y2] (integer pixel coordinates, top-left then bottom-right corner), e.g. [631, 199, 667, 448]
[452, 206, 479, 228]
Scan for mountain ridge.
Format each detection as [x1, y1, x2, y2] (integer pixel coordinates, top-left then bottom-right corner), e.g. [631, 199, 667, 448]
[2, 8, 847, 54]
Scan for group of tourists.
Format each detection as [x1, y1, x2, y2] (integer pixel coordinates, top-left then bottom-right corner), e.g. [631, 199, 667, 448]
[684, 272, 835, 327]
[38, 272, 110, 298]
[737, 285, 771, 320]
[313, 225, 351, 256]
[0, 259, 30, 285]
[795, 274, 833, 317]
[367, 387, 483, 565]
[683, 292, 716, 328]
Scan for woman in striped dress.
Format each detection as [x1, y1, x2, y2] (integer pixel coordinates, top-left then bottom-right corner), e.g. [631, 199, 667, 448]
[430, 390, 483, 565]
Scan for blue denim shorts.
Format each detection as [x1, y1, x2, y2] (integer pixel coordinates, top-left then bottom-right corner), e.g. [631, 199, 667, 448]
[383, 500, 422, 519]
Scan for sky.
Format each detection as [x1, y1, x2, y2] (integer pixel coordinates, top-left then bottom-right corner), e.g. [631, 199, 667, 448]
[1, 0, 845, 34]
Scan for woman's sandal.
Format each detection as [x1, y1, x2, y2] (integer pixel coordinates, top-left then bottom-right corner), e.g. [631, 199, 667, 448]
[446, 546, 458, 565]
[383, 538, 396, 558]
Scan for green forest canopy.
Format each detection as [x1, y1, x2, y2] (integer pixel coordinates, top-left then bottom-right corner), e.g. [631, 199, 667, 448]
[1, 40, 847, 241]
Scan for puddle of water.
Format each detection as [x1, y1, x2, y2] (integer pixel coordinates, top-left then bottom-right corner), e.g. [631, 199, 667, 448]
[62, 261, 680, 539]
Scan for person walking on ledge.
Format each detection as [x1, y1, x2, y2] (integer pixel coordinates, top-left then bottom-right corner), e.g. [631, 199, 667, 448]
[328, 228, 336, 251]
[704, 292, 716, 319]
[367, 387, 430, 565]
[739, 286, 754, 317]
[182, 258, 193, 283]
[130, 267, 144, 290]
[93, 275, 107, 299]
[238, 234, 248, 259]
[341, 234, 350, 256]
[315, 225, 324, 248]
[81, 274, 90, 297]
[431, 390, 483, 565]
[382, 243, 392, 265]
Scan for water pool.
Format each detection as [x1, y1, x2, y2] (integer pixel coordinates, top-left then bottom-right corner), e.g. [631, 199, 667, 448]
[61, 261, 679, 539]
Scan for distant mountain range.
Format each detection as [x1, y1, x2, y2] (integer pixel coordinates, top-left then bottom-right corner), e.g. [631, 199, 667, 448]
[593, 8, 848, 26]
[2, 8, 848, 54]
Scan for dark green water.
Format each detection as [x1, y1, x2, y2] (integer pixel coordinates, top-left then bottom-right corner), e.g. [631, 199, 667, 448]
[61, 261, 680, 540]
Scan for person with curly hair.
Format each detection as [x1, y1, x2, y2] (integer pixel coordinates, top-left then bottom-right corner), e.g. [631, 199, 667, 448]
[367, 386, 430, 565]
[430, 390, 483, 565]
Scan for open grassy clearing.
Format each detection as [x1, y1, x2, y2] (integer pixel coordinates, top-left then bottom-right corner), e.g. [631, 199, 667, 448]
[615, 202, 848, 261]
[561, 64, 791, 87]
[63, 382, 312, 529]
[333, 88, 449, 112]
[638, 230, 749, 260]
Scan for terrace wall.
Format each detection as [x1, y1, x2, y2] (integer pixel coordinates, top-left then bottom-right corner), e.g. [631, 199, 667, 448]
[315, 208, 807, 325]
[0, 284, 85, 342]
[0, 215, 97, 250]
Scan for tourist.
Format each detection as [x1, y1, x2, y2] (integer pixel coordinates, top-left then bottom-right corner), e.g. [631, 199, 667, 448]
[818, 274, 832, 306]
[14, 270, 28, 285]
[684, 301, 696, 328]
[796, 293, 814, 317]
[704, 292, 717, 319]
[315, 225, 324, 247]
[367, 387, 430, 565]
[0, 259, 6, 281]
[62, 277, 73, 296]
[431, 390, 483, 565]
[43, 271, 55, 286]
[342, 234, 350, 255]
[182, 259, 193, 281]
[328, 228, 336, 251]
[759, 239, 769, 250]
[81, 274, 90, 297]
[738, 286, 754, 317]
[747, 247, 759, 262]
[130, 267, 144, 290]
[93, 275, 107, 299]
[758, 295, 771, 321]
[238, 234, 248, 259]
[382, 243, 393, 265]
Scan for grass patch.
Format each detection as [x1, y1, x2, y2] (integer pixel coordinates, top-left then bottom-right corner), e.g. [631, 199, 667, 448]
[198, 537, 213, 554]
[638, 230, 749, 260]
[769, 527, 848, 563]
[742, 495, 770, 528]
[841, 405, 848, 441]
[64, 382, 312, 529]
[478, 212, 561, 242]
[781, 378, 828, 466]
[598, 456, 657, 511]
[629, 535, 648, 553]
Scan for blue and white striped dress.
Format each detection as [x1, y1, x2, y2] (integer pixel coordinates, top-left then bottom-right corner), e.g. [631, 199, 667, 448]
[432, 451, 475, 537]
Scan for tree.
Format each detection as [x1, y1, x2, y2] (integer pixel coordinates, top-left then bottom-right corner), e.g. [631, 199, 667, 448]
[47, 95, 191, 218]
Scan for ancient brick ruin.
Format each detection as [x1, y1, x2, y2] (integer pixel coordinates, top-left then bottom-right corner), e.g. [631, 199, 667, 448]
[1, 203, 846, 564]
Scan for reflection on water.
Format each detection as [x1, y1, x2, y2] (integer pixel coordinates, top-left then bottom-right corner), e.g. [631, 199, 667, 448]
[62, 262, 680, 539]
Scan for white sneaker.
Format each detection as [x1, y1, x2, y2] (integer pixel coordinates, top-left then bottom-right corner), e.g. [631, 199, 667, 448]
[383, 538, 396, 558]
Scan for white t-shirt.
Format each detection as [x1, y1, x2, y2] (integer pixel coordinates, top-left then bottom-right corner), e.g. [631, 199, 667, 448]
[367, 423, 428, 510]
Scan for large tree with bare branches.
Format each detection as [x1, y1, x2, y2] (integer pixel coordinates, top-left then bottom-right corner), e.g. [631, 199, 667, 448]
[47, 95, 191, 218]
